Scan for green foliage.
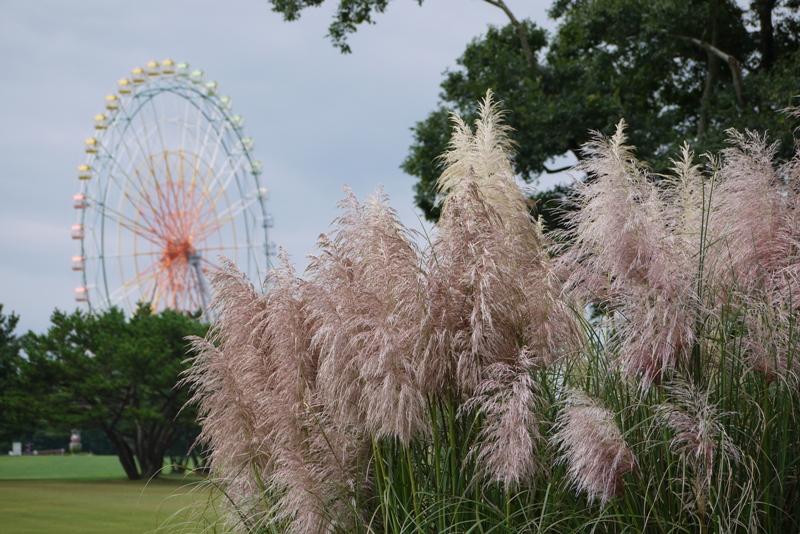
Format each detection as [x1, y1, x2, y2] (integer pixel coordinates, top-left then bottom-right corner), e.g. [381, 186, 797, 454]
[0, 305, 38, 449]
[268, 0, 420, 53]
[403, 0, 800, 222]
[22, 305, 208, 480]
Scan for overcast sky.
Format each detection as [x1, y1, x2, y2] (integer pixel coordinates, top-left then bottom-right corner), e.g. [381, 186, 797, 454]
[0, 0, 563, 334]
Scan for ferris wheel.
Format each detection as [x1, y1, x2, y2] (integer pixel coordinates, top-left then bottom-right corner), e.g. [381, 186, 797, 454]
[71, 60, 273, 314]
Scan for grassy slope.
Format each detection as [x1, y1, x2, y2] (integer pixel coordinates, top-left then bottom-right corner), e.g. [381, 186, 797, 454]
[0, 456, 218, 534]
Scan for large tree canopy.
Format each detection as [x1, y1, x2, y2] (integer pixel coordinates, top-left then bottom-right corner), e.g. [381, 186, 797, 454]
[23, 306, 208, 480]
[404, 0, 800, 222]
[267, 0, 800, 225]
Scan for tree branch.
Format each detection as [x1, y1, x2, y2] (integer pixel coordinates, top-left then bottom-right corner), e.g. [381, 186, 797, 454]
[481, 0, 536, 70]
[678, 36, 745, 109]
[543, 164, 572, 174]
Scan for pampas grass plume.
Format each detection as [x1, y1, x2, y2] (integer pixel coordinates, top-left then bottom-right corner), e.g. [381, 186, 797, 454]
[552, 390, 635, 506]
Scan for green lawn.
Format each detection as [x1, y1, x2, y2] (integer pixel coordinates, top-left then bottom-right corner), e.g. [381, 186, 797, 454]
[0, 454, 127, 480]
[0, 456, 221, 534]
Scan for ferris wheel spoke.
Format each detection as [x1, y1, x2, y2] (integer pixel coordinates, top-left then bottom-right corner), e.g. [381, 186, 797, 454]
[103, 141, 161, 227]
[147, 90, 168, 154]
[108, 259, 161, 303]
[196, 104, 243, 195]
[137, 95, 161, 165]
[179, 92, 192, 157]
[125, 178, 168, 238]
[185, 160, 228, 235]
[192, 98, 210, 163]
[142, 172, 185, 239]
[164, 172, 203, 241]
[91, 150, 129, 192]
[134, 156, 206, 244]
[115, 105, 159, 187]
[102, 249, 161, 260]
[107, 202, 165, 246]
[95, 200, 164, 247]
[196, 243, 251, 253]
[193, 212, 241, 243]
[179, 158, 204, 234]
[190, 135, 222, 203]
[190, 249, 248, 267]
[193, 187, 261, 242]
[201, 121, 224, 184]
[209, 154, 245, 198]
[93, 135, 155, 204]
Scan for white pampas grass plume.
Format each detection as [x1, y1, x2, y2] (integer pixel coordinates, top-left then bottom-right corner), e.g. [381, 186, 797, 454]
[552, 390, 636, 506]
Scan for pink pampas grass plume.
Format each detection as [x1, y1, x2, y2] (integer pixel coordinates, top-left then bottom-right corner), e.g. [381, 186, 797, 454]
[463, 357, 544, 489]
[562, 123, 699, 386]
[552, 390, 636, 506]
[184, 252, 362, 533]
[306, 187, 427, 445]
[658, 379, 740, 517]
[421, 91, 580, 397]
[709, 129, 784, 292]
[182, 258, 274, 481]
[420, 91, 580, 486]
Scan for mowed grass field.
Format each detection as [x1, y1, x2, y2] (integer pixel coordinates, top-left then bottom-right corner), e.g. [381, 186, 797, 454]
[0, 455, 221, 534]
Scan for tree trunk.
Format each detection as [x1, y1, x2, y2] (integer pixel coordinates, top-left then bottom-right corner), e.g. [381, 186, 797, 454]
[105, 427, 140, 480]
[698, 9, 721, 137]
[681, 34, 745, 117]
[135, 421, 176, 480]
[757, 0, 776, 72]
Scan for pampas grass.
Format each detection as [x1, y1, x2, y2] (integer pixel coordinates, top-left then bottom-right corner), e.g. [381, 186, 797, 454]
[562, 122, 700, 387]
[552, 390, 635, 507]
[657, 378, 741, 518]
[182, 92, 800, 533]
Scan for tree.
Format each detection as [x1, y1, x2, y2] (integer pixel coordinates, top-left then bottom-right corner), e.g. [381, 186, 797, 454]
[265, 0, 800, 223]
[23, 305, 208, 480]
[404, 0, 800, 222]
[0, 305, 36, 449]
